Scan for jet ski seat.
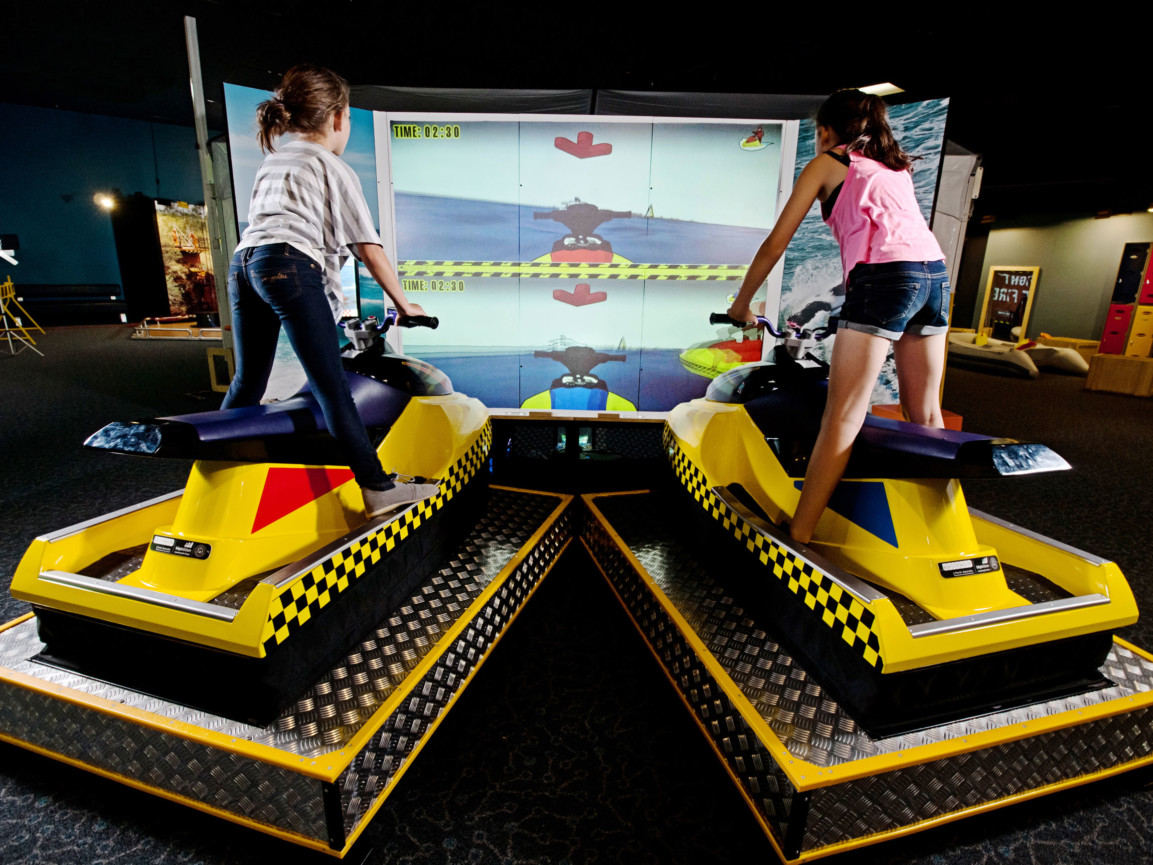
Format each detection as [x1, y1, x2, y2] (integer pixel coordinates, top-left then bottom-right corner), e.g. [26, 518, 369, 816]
[84, 372, 411, 464]
[717, 369, 1070, 480]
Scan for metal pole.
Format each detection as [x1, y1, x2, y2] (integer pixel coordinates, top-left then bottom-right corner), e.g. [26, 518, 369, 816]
[183, 15, 233, 355]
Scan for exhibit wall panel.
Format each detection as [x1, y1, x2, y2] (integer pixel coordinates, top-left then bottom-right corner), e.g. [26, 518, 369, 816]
[0, 102, 204, 287]
[933, 153, 981, 287]
[975, 212, 1153, 340]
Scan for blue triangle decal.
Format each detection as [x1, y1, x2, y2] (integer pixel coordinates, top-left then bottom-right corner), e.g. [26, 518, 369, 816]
[792, 480, 898, 547]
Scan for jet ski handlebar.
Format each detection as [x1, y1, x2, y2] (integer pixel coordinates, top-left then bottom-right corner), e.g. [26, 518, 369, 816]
[344, 311, 438, 351]
[385, 310, 439, 330]
[709, 312, 836, 342]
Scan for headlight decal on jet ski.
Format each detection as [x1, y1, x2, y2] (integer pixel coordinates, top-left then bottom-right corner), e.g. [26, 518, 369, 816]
[664, 424, 883, 671]
[261, 422, 492, 650]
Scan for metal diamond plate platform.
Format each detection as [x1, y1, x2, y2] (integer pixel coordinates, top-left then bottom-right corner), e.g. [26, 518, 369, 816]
[4, 476, 1152, 863]
[583, 490, 1153, 861]
[0, 486, 573, 854]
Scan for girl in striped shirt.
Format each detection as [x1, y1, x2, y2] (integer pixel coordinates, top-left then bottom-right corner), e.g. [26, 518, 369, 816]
[225, 64, 437, 519]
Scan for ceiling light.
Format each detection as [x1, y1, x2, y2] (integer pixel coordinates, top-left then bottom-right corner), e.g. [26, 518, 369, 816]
[858, 82, 905, 96]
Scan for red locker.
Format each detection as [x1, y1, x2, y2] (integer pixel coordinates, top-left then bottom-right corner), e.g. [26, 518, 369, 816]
[1100, 303, 1135, 354]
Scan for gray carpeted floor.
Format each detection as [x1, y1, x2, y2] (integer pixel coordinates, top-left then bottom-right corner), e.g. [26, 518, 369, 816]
[1, 327, 1151, 864]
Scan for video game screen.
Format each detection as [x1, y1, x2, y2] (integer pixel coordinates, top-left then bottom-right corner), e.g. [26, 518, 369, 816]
[382, 115, 793, 410]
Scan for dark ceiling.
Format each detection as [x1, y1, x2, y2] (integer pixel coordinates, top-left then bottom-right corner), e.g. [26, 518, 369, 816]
[4, 0, 1149, 221]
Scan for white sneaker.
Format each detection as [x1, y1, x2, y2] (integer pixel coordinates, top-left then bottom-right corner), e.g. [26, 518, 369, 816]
[363, 481, 441, 519]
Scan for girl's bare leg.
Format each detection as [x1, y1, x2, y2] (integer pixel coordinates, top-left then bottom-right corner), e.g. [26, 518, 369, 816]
[790, 329, 892, 544]
[893, 332, 948, 427]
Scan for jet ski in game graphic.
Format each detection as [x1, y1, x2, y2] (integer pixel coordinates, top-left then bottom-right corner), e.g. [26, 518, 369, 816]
[679, 300, 808, 379]
[533, 199, 632, 263]
[520, 345, 636, 411]
[677, 297, 838, 378]
[739, 125, 771, 151]
[679, 319, 764, 378]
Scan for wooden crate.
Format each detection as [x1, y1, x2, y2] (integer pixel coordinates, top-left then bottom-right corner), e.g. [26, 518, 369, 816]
[1086, 354, 1153, 396]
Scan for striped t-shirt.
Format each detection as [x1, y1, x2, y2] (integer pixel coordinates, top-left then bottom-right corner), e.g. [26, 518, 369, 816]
[237, 139, 382, 321]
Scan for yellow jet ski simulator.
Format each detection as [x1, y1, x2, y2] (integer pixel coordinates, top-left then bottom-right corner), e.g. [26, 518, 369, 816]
[574, 311, 1153, 862]
[9, 312, 495, 725]
[660, 313, 1137, 735]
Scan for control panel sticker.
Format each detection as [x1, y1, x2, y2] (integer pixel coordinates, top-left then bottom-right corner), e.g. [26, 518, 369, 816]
[938, 556, 999, 578]
[151, 536, 212, 560]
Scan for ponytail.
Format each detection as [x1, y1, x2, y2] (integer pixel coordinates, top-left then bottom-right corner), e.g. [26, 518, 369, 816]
[255, 99, 291, 154]
[815, 89, 917, 172]
[255, 64, 350, 154]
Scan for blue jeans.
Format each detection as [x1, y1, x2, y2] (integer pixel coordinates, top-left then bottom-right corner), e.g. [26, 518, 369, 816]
[841, 260, 951, 340]
[221, 244, 392, 490]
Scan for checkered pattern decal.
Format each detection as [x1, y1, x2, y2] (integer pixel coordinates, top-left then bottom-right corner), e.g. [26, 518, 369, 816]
[663, 425, 883, 671]
[261, 422, 492, 652]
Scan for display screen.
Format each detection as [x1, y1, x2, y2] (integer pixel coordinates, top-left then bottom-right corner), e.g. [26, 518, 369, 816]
[385, 116, 790, 410]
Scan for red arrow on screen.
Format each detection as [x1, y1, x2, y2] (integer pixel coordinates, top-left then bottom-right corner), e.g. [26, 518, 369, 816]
[555, 131, 613, 159]
[553, 284, 607, 306]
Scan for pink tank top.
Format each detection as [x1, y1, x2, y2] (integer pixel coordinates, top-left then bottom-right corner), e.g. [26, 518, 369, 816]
[824, 150, 944, 283]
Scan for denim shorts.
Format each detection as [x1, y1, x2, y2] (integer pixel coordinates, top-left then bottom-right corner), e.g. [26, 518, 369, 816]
[840, 260, 951, 340]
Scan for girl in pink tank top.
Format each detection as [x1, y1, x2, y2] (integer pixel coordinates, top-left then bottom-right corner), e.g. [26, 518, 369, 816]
[726, 89, 949, 545]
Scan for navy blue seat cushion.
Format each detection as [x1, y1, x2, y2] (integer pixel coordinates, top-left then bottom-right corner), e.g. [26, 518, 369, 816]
[162, 373, 408, 443]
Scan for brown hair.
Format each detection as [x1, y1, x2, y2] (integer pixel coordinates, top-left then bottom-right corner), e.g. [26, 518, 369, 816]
[816, 89, 917, 172]
[256, 64, 350, 153]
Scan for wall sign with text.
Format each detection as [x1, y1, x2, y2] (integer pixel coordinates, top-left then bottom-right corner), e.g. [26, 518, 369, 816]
[979, 266, 1041, 341]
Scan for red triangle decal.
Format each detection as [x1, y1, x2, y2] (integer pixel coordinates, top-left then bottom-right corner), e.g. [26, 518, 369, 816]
[252, 467, 356, 533]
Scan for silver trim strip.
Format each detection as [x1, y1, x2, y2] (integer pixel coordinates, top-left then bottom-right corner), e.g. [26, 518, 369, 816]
[38, 490, 185, 543]
[908, 594, 1110, 638]
[38, 571, 238, 622]
[969, 508, 1111, 566]
[712, 486, 888, 602]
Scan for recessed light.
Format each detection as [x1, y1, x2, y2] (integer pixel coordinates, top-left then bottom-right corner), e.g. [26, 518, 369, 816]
[858, 83, 905, 96]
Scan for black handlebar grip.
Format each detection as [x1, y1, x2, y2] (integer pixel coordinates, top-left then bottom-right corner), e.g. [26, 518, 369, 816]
[710, 312, 744, 326]
[400, 315, 439, 329]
